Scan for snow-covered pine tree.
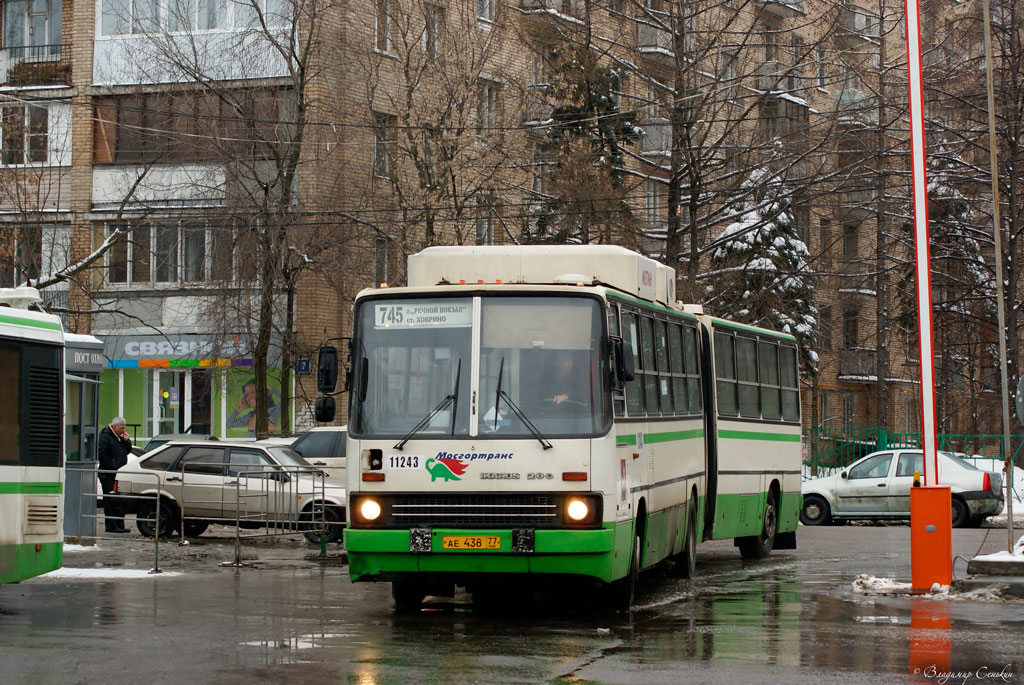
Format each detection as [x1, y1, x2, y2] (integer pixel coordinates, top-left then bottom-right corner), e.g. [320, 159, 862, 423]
[703, 170, 818, 376]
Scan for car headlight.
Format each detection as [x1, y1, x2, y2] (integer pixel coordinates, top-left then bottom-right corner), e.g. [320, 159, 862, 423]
[566, 498, 590, 522]
[360, 498, 382, 522]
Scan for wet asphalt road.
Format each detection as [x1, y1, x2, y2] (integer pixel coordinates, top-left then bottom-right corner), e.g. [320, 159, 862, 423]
[2, 525, 1023, 684]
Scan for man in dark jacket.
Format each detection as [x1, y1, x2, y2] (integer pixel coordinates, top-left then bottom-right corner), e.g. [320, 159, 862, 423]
[98, 417, 133, 533]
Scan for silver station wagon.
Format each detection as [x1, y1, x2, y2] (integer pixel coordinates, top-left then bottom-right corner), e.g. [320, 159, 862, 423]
[801, 449, 1003, 528]
[112, 441, 346, 543]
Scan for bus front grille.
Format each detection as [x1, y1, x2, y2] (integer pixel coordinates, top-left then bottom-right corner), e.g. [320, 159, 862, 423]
[389, 494, 560, 528]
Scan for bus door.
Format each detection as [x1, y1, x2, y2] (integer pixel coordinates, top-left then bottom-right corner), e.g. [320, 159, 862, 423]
[699, 323, 717, 539]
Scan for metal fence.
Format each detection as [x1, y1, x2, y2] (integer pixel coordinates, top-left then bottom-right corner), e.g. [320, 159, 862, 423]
[65, 462, 347, 569]
[802, 428, 1024, 477]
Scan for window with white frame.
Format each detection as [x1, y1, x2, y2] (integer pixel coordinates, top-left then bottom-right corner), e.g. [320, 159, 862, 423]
[3, 0, 62, 55]
[106, 220, 234, 286]
[0, 105, 47, 165]
[816, 45, 828, 88]
[423, 3, 441, 62]
[99, 0, 286, 36]
[719, 50, 737, 100]
[374, 0, 391, 52]
[645, 179, 661, 229]
[477, 0, 494, 22]
[372, 112, 395, 178]
[476, 198, 494, 245]
[476, 79, 497, 139]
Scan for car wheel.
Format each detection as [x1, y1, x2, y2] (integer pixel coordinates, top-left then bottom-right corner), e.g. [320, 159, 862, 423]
[182, 520, 209, 537]
[303, 505, 345, 544]
[951, 497, 969, 528]
[739, 490, 778, 560]
[136, 498, 176, 538]
[392, 581, 427, 613]
[800, 494, 832, 526]
[967, 515, 987, 528]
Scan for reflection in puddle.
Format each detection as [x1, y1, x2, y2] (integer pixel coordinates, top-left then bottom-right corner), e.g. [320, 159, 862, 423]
[241, 632, 347, 650]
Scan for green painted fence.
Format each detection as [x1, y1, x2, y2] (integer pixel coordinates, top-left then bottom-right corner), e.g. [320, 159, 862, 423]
[802, 428, 1024, 476]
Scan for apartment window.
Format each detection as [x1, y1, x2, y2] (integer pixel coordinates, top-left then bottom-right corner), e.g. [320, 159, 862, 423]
[816, 46, 828, 88]
[843, 223, 857, 262]
[760, 96, 780, 139]
[906, 398, 920, 433]
[101, 0, 159, 34]
[476, 80, 497, 138]
[764, 29, 778, 63]
[609, 71, 623, 111]
[0, 105, 47, 164]
[102, 0, 277, 34]
[477, 0, 494, 22]
[819, 305, 832, 351]
[843, 392, 856, 428]
[843, 309, 858, 349]
[372, 112, 395, 178]
[373, 235, 388, 285]
[3, 0, 62, 53]
[645, 179, 660, 228]
[645, 81, 660, 119]
[476, 198, 494, 245]
[819, 217, 831, 259]
[374, 0, 391, 52]
[792, 200, 809, 244]
[423, 3, 442, 62]
[107, 221, 233, 286]
[8, 224, 42, 284]
[719, 50, 738, 100]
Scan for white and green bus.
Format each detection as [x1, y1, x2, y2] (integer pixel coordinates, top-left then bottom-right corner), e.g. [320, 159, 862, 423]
[332, 246, 801, 608]
[0, 288, 65, 584]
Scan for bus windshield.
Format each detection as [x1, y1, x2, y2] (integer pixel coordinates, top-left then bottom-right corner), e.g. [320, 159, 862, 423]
[350, 295, 610, 439]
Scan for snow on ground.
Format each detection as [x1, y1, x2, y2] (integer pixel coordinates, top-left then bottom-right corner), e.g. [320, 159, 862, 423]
[972, 534, 1024, 562]
[34, 567, 182, 580]
[852, 574, 1021, 602]
[62, 544, 102, 552]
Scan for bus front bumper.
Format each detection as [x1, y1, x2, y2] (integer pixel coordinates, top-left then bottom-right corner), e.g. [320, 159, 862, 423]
[344, 525, 621, 582]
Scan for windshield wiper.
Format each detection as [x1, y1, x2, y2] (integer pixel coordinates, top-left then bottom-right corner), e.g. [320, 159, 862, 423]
[394, 359, 461, 450]
[494, 357, 552, 450]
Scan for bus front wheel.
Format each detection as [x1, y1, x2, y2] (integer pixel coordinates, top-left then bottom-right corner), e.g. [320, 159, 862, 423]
[392, 581, 426, 613]
[674, 503, 698, 579]
[611, 532, 640, 609]
[738, 491, 777, 561]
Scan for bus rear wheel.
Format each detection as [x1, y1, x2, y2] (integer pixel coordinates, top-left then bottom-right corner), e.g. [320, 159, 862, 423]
[738, 491, 777, 561]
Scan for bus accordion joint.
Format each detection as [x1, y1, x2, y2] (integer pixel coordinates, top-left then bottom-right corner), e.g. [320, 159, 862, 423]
[362, 472, 385, 482]
[562, 472, 587, 481]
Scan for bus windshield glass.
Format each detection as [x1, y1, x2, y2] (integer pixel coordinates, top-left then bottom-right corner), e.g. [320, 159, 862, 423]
[350, 295, 610, 439]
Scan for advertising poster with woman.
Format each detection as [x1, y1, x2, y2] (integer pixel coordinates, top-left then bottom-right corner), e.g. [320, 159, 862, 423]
[226, 369, 283, 438]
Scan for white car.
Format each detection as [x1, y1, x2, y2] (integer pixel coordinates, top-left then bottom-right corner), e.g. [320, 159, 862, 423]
[112, 441, 346, 543]
[801, 449, 1003, 528]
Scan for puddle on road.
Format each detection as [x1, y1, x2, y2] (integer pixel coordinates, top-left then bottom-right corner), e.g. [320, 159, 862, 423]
[241, 633, 349, 651]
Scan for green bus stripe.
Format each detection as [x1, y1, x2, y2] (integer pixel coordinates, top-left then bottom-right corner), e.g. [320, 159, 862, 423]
[0, 482, 62, 494]
[0, 313, 62, 332]
[617, 429, 704, 445]
[718, 429, 801, 442]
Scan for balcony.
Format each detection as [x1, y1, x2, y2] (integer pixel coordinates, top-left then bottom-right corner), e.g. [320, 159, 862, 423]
[839, 348, 877, 379]
[837, 186, 876, 222]
[838, 7, 880, 48]
[520, 0, 585, 33]
[0, 44, 70, 87]
[641, 118, 670, 154]
[637, 22, 674, 65]
[836, 87, 878, 125]
[754, 0, 805, 17]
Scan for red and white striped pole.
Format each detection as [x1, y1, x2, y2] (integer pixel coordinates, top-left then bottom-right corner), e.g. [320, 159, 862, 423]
[903, 0, 939, 483]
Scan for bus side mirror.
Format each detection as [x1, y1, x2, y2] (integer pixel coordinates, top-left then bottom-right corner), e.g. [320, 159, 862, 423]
[315, 397, 336, 423]
[317, 346, 338, 394]
[612, 337, 635, 385]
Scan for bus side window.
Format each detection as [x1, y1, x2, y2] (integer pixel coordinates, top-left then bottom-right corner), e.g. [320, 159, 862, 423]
[759, 341, 781, 420]
[667, 323, 687, 414]
[714, 331, 738, 416]
[640, 315, 659, 415]
[655, 319, 671, 414]
[623, 312, 644, 416]
[683, 326, 702, 413]
[736, 336, 760, 418]
[608, 305, 625, 417]
[781, 345, 800, 421]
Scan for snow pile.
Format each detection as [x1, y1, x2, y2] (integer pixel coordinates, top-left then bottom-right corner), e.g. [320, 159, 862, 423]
[35, 567, 181, 580]
[852, 574, 914, 595]
[972, 534, 1024, 563]
[63, 544, 101, 553]
[852, 574, 1022, 602]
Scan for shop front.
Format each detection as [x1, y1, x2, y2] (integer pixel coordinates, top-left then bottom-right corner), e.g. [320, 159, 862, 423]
[98, 334, 287, 442]
[64, 333, 104, 537]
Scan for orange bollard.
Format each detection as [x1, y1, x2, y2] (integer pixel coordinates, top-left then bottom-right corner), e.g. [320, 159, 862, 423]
[910, 485, 953, 591]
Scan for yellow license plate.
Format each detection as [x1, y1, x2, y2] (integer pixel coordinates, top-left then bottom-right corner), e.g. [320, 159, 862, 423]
[441, 535, 501, 550]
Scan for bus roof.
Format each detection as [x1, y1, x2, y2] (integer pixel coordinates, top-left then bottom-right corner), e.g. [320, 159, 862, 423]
[407, 245, 677, 307]
[0, 287, 63, 344]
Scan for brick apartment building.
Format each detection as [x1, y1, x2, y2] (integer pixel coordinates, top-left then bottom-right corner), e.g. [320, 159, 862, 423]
[0, 0, 1005, 441]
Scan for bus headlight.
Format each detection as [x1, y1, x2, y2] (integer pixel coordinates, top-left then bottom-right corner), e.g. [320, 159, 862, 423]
[360, 498, 382, 522]
[566, 498, 590, 522]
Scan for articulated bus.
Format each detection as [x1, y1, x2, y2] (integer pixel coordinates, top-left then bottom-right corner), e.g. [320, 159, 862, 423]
[333, 246, 801, 608]
[0, 288, 65, 584]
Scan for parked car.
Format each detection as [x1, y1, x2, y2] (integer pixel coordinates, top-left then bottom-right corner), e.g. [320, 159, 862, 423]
[288, 426, 347, 481]
[112, 441, 346, 543]
[801, 449, 1003, 528]
[142, 433, 219, 453]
